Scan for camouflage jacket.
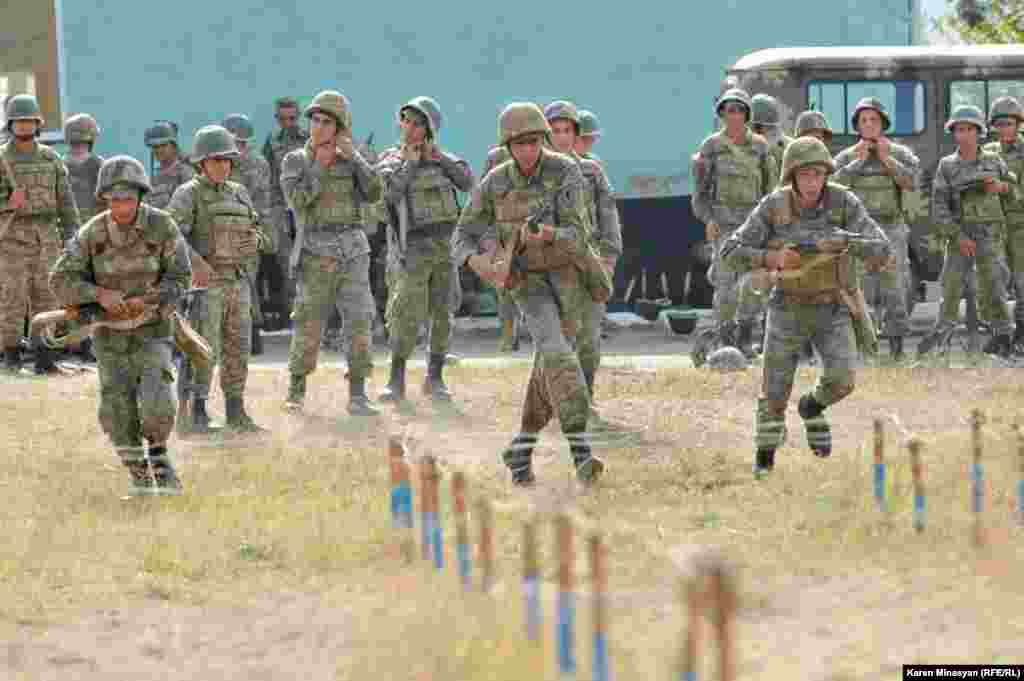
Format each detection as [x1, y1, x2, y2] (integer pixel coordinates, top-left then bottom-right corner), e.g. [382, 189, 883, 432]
[931, 149, 1019, 239]
[229, 153, 271, 219]
[263, 127, 310, 208]
[63, 152, 106, 224]
[832, 141, 919, 224]
[573, 151, 622, 258]
[0, 140, 80, 241]
[691, 129, 774, 229]
[147, 159, 194, 210]
[377, 144, 474, 232]
[982, 137, 1024, 225]
[480, 146, 512, 180]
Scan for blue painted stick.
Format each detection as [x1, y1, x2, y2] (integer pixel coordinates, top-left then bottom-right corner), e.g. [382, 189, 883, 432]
[680, 576, 699, 681]
[523, 520, 541, 642]
[419, 457, 432, 561]
[909, 438, 926, 533]
[478, 498, 494, 592]
[453, 472, 471, 589]
[388, 438, 414, 563]
[556, 514, 576, 675]
[873, 419, 886, 513]
[971, 409, 985, 548]
[428, 457, 444, 571]
[590, 533, 610, 681]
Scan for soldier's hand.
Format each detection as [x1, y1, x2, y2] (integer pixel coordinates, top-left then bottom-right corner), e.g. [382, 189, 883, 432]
[959, 237, 977, 257]
[855, 140, 871, 161]
[816, 237, 848, 253]
[468, 254, 498, 284]
[875, 137, 891, 161]
[401, 143, 422, 162]
[315, 143, 337, 168]
[122, 297, 148, 319]
[336, 135, 354, 161]
[983, 177, 1007, 194]
[705, 221, 721, 241]
[765, 247, 801, 270]
[522, 222, 554, 244]
[191, 260, 212, 289]
[96, 287, 127, 316]
[8, 188, 25, 211]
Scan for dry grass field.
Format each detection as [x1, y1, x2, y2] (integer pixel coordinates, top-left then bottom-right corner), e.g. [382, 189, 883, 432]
[2, 361, 1024, 680]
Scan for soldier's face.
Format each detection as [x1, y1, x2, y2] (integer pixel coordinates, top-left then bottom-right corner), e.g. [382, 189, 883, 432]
[202, 158, 232, 184]
[549, 119, 576, 154]
[235, 139, 249, 158]
[794, 165, 827, 200]
[856, 111, 883, 140]
[509, 135, 543, 173]
[399, 110, 427, 144]
[276, 107, 299, 130]
[11, 120, 37, 140]
[153, 143, 176, 163]
[993, 118, 1019, 143]
[310, 113, 338, 146]
[720, 105, 747, 130]
[953, 123, 979, 147]
[109, 197, 140, 225]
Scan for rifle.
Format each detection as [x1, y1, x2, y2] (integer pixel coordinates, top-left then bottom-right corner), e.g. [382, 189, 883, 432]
[175, 288, 209, 434]
[0, 152, 20, 241]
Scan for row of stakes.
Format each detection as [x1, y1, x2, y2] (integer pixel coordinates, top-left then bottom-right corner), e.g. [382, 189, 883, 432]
[387, 437, 736, 681]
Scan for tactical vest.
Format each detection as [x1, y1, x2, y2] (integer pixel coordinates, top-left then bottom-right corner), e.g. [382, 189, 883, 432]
[91, 209, 164, 296]
[714, 139, 764, 210]
[188, 181, 258, 270]
[307, 150, 362, 226]
[407, 162, 461, 225]
[847, 172, 901, 221]
[493, 175, 574, 272]
[3, 144, 59, 216]
[985, 141, 1024, 222]
[148, 163, 189, 210]
[65, 154, 103, 222]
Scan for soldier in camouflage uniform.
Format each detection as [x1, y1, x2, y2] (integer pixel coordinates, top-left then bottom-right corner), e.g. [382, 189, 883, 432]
[0, 95, 80, 374]
[982, 96, 1024, 350]
[168, 126, 269, 433]
[454, 102, 604, 486]
[376, 96, 473, 404]
[50, 156, 190, 495]
[143, 121, 193, 210]
[918, 105, 1017, 358]
[281, 90, 382, 416]
[480, 143, 524, 351]
[691, 88, 775, 355]
[223, 113, 271, 356]
[833, 98, 920, 361]
[721, 137, 890, 478]
[793, 111, 833, 144]
[576, 109, 604, 167]
[262, 97, 310, 331]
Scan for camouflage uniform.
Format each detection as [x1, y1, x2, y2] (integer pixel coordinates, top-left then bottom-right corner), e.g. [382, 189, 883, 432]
[721, 137, 890, 477]
[833, 98, 920, 359]
[577, 110, 605, 168]
[454, 103, 604, 486]
[167, 126, 269, 433]
[481, 144, 522, 350]
[49, 156, 190, 495]
[282, 91, 382, 415]
[0, 95, 80, 373]
[63, 114, 106, 224]
[376, 97, 474, 403]
[143, 121, 194, 210]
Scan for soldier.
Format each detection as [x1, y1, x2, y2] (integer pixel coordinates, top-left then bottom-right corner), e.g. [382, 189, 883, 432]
[691, 88, 775, 355]
[262, 97, 310, 331]
[454, 102, 604, 486]
[793, 111, 833, 144]
[576, 109, 604, 167]
[918, 105, 1016, 358]
[751, 94, 792, 176]
[223, 113, 271, 356]
[143, 121, 193, 210]
[982, 96, 1024, 350]
[543, 100, 622, 423]
[479, 144, 523, 352]
[720, 137, 890, 478]
[0, 94, 80, 374]
[49, 155, 190, 495]
[167, 125, 269, 433]
[281, 90, 381, 416]
[375, 96, 473, 404]
[831, 98, 920, 361]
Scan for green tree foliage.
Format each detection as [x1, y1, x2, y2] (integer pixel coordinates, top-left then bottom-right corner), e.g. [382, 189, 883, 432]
[935, 0, 1024, 44]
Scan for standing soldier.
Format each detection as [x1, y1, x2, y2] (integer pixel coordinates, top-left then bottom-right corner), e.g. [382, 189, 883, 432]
[454, 102, 605, 487]
[751, 94, 791, 177]
[480, 143, 522, 352]
[143, 121, 193, 210]
[691, 88, 775, 355]
[262, 97, 310, 331]
[376, 96, 474, 404]
[720, 137, 890, 477]
[223, 113, 271, 356]
[918, 105, 1017, 358]
[576, 109, 605, 167]
[281, 90, 382, 416]
[167, 125, 269, 433]
[0, 94, 80, 374]
[49, 155, 191, 495]
[832, 98, 920, 361]
[982, 96, 1024, 351]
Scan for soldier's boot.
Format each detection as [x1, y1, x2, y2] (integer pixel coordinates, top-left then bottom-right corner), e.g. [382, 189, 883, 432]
[3, 347, 21, 373]
[78, 338, 96, 363]
[348, 377, 380, 416]
[378, 357, 406, 402]
[251, 325, 264, 357]
[753, 448, 776, 479]
[568, 428, 605, 486]
[889, 336, 905, 361]
[502, 433, 537, 487]
[718, 321, 738, 348]
[422, 353, 452, 402]
[737, 320, 760, 359]
[498, 320, 516, 352]
[148, 446, 183, 496]
[982, 333, 1014, 359]
[191, 398, 217, 433]
[122, 452, 154, 497]
[284, 373, 306, 412]
[33, 345, 58, 375]
[798, 394, 832, 458]
[225, 396, 266, 433]
[917, 328, 953, 358]
[1013, 321, 1024, 354]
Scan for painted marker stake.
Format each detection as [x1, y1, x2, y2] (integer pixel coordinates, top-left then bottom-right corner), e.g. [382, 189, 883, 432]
[1016, 425, 1024, 527]
[970, 410, 985, 548]
[873, 419, 886, 513]
[427, 456, 444, 571]
[707, 558, 736, 681]
[909, 438, 926, 534]
[478, 498, 495, 592]
[680, 576, 701, 681]
[388, 438, 413, 563]
[453, 472, 471, 589]
[523, 520, 541, 643]
[590, 533, 610, 681]
[556, 513, 577, 676]
[419, 457, 433, 562]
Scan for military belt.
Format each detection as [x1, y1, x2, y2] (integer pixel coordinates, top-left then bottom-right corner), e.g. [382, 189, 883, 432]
[309, 222, 359, 233]
[12, 212, 58, 221]
[779, 289, 841, 305]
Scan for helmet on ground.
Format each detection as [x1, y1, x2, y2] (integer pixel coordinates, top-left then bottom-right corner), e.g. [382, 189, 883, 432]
[144, 121, 178, 148]
[794, 110, 833, 143]
[96, 155, 152, 199]
[578, 110, 602, 137]
[706, 346, 750, 371]
[851, 97, 891, 132]
[64, 113, 100, 144]
[191, 125, 240, 164]
[221, 113, 255, 142]
[715, 88, 752, 120]
[498, 103, 550, 146]
[780, 136, 835, 186]
[945, 104, 987, 138]
[398, 96, 442, 141]
[750, 94, 781, 127]
[304, 90, 352, 130]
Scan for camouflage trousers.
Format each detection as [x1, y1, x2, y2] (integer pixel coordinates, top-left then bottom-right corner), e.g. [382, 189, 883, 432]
[94, 330, 176, 461]
[513, 268, 591, 435]
[385, 232, 453, 359]
[0, 239, 61, 348]
[288, 253, 374, 379]
[244, 256, 263, 326]
[498, 287, 519, 325]
[575, 297, 605, 396]
[862, 221, 910, 337]
[710, 231, 763, 324]
[194, 275, 252, 400]
[934, 230, 1012, 336]
[269, 204, 296, 315]
[755, 301, 858, 451]
[1006, 223, 1024, 323]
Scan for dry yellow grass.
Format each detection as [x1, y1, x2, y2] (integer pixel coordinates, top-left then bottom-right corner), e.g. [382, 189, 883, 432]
[2, 363, 1024, 680]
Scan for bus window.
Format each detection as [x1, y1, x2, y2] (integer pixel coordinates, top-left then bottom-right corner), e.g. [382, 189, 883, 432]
[948, 79, 1024, 117]
[807, 80, 926, 137]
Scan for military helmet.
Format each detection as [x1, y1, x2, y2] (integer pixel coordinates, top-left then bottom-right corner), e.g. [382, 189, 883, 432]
[64, 113, 100, 144]
[794, 110, 833, 143]
[399, 96, 442, 140]
[988, 96, 1024, 124]
[498, 103, 551, 146]
[5, 94, 43, 134]
[96, 155, 152, 199]
[144, 121, 178, 148]
[706, 346, 750, 371]
[945, 104, 987, 137]
[544, 100, 580, 132]
[221, 113, 255, 141]
[851, 97, 891, 132]
[780, 136, 835, 185]
[305, 90, 352, 130]
[191, 125, 240, 164]
[578, 109, 602, 137]
[750, 94, 781, 127]
[715, 88, 752, 120]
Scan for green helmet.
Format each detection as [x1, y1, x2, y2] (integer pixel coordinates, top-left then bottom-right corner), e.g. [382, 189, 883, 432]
[95, 155, 152, 199]
[780, 136, 835, 186]
[794, 111, 833, 142]
[498, 102, 550, 146]
[716, 88, 751, 120]
[578, 110, 602, 137]
[191, 125, 240, 164]
[305, 90, 352, 130]
[5, 94, 43, 132]
[946, 104, 987, 137]
[988, 96, 1024, 124]
[144, 121, 178, 148]
[750, 94, 781, 127]
[851, 97, 891, 132]
[543, 100, 580, 132]
[399, 96, 442, 140]
[221, 113, 254, 141]
[64, 113, 100, 144]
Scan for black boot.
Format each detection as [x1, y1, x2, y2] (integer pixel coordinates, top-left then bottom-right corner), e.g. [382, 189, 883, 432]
[379, 357, 406, 402]
[284, 373, 306, 412]
[191, 398, 216, 433]
[568, 428, 605, 486]
[736, 321, 756, 358]
[582, 366, 596, 401]
[982, 333, 1014, 359]
[502, 433, 538, 486]
[423, 353, 452, 402]
[348, 377, 380, 416]
[889, 336, 904, 361]
[917, 328, 953, 358]
[753, 448, 776, 479]
[33, 345, 58, 375]
[225, 396, 266, 433]
[3, 347, 20, 373]
[121, 448, 154, 497]
[251, 325, 264, 356]
[148, 446, 183, 495]
[798, 394, 832, 458]
[1014, 321, 1024, 353]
